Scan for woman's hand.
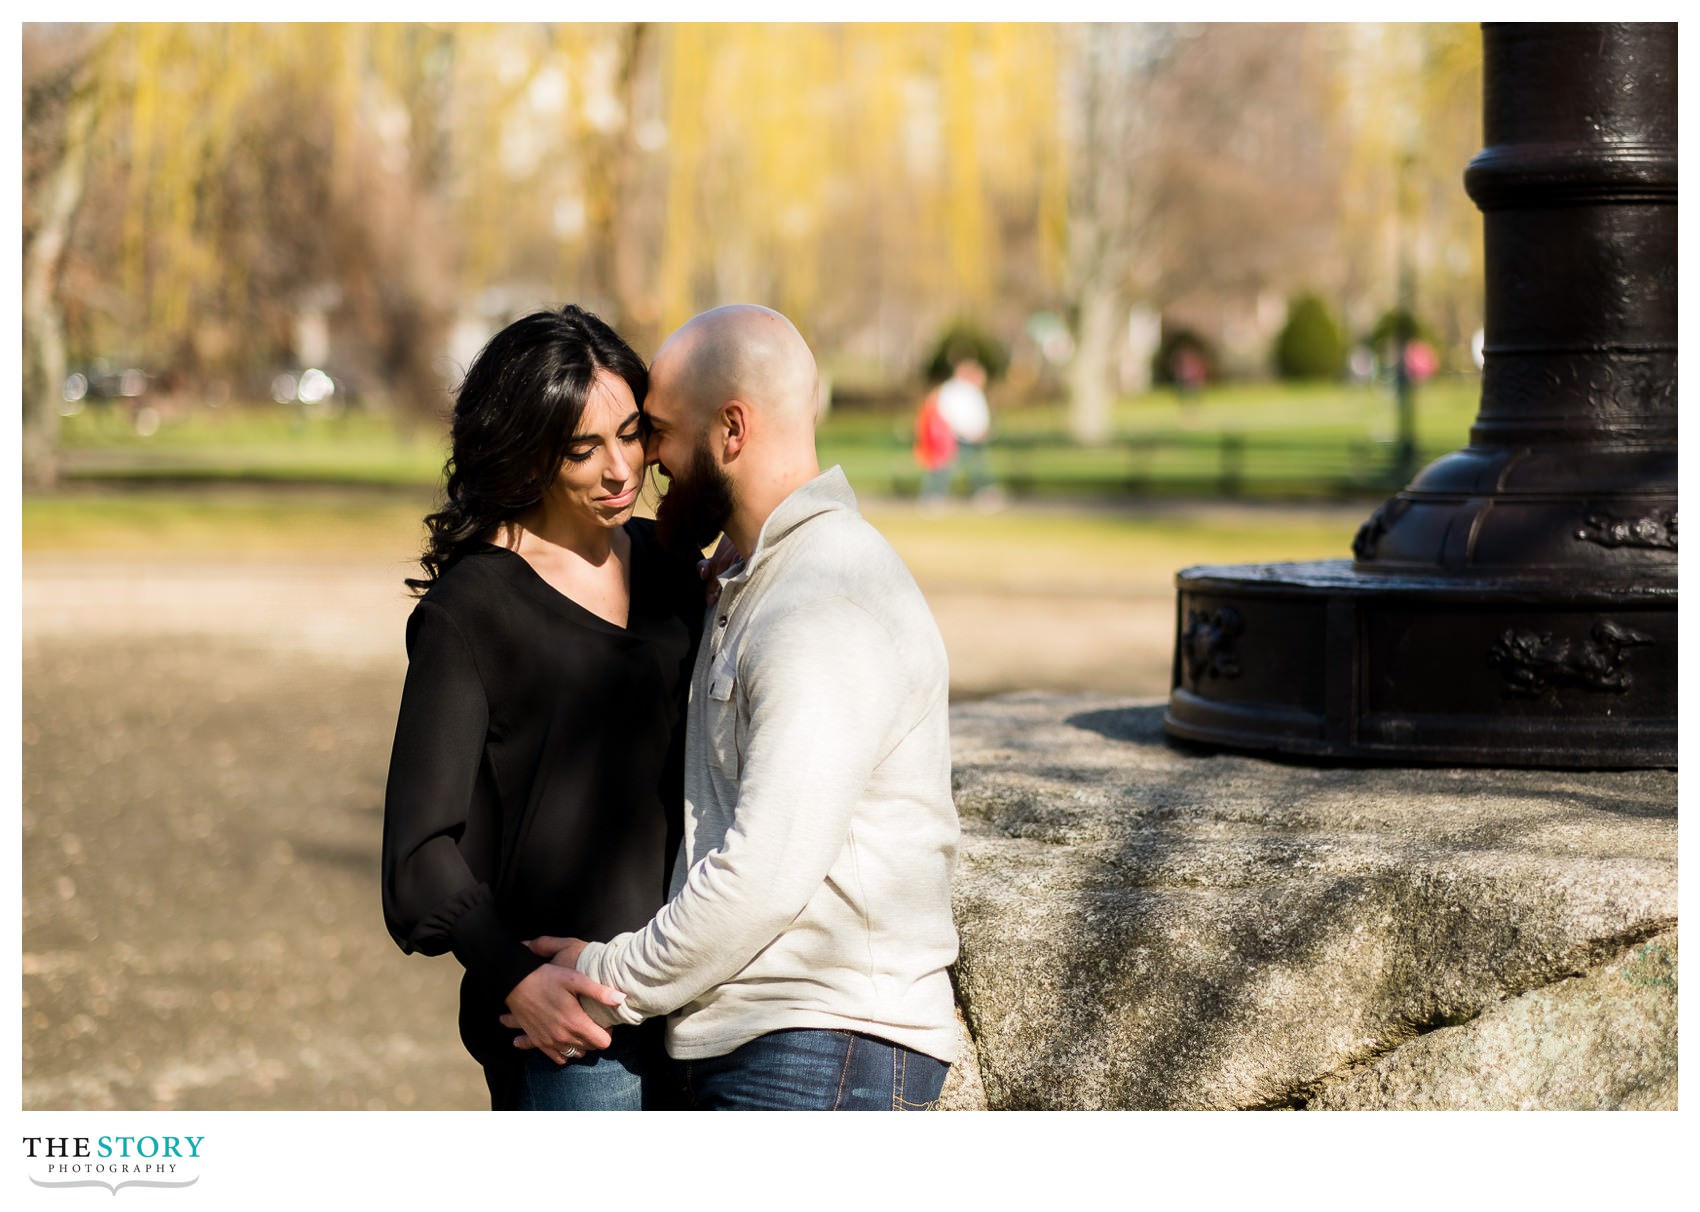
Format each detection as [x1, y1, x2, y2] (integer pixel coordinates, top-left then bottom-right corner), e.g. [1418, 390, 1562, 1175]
[699, 535, 743, 605]
[524, 934, 588, 970]
[499, 961, 624, 1063]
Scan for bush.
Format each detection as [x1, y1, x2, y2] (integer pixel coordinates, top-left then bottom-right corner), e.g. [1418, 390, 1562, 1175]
[922, 320, 1008, 384]
[1273, 293, 1346, 381]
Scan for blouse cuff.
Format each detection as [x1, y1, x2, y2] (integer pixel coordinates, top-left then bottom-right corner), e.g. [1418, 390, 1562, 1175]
[448, 899, 545, 1000]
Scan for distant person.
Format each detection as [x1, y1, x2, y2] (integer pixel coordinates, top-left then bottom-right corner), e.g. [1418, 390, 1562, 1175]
[1403, 339, 1439, 383]
[381, 305, 709, 1111]
[513, 304, 961, 1111]
[1172, 345, 1207, 398]
[913, 383, 958, 505]
[935, 357, 1002, 507]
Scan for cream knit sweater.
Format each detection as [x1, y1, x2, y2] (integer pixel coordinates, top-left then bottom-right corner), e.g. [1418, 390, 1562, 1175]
[575, 467, 960, 1062]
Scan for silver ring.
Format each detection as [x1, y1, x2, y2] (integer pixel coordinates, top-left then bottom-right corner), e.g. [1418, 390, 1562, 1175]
[562, 1046, 580, 1059]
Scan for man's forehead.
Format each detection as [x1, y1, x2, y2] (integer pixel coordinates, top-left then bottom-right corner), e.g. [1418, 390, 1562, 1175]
[643, 386, 681, 427]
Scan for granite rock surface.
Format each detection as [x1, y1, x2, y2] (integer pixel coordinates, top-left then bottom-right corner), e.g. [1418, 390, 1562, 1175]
[944, 694, 1677, 1111]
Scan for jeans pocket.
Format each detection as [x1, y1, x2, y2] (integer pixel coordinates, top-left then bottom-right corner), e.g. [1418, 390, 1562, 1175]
[893, 1052, 950, 1111]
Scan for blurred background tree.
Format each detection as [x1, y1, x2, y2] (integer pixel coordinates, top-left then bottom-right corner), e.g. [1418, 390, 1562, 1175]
[1061, 23, 1350, 443]
[21, 21, 1485, 487]
[1333, 23, 1483, 367]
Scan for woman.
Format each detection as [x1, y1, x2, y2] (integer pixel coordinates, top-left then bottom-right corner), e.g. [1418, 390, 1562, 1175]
[381, 305, 704, 1110]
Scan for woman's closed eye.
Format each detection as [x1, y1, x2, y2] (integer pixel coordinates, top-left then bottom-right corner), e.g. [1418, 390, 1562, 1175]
[563, 429, 640, 464]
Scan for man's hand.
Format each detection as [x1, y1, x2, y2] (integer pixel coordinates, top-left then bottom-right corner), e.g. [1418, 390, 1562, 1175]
[499, 961, 624, 1063]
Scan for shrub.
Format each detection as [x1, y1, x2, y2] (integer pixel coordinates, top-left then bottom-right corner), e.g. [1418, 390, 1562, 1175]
[1272, 293, 1346, 381]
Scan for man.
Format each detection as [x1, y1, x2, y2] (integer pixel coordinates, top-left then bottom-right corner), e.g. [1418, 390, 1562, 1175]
[510, 304, 960, 1110]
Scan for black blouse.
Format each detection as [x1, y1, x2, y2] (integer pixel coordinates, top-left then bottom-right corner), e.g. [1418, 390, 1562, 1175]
[381, 518, 703, 1074]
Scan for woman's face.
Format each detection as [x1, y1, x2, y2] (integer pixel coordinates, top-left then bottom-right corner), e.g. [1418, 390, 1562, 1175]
[547, 369, 644, 527]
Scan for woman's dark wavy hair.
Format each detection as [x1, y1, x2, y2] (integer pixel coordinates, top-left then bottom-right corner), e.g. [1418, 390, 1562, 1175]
[406, 305, 648, 595]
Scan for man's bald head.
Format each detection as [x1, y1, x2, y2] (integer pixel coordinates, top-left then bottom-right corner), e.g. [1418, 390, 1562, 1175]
[653, 304, 820, 432]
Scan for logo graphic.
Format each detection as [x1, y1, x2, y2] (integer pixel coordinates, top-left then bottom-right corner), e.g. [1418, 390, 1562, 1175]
[29, 1176, 200, 1196]
[22, 1136, 204, 1196]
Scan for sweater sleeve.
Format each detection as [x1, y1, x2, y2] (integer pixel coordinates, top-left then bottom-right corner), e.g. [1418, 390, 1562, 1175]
[576, 595, 904, 1021]
[380, 599, 543, 1001]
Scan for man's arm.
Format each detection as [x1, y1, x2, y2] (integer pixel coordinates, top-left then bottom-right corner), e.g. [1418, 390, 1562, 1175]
[573, 597, 908, 1023]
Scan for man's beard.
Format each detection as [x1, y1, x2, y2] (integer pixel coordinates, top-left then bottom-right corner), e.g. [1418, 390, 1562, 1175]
[654, 435, 736, 553]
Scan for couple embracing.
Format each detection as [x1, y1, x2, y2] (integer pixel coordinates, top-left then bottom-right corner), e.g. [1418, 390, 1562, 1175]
[381, 304, 959, 1111]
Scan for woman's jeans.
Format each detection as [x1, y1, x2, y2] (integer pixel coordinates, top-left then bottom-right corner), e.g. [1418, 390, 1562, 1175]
[677, 1028, 948, 1111]
[515, 1019, 674, 1111]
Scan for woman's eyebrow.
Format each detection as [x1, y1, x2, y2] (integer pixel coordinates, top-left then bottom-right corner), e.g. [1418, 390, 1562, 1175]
[568, 413, 643, 446]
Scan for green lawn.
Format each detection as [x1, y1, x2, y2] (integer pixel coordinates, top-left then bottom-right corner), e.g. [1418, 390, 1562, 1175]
[820, 377, 1480, 499]
[58, 404, 449, 486]
[55, 376, 1481, 502]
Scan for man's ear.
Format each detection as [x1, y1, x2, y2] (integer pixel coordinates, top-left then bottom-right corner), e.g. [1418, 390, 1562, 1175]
[719, 400, 750, 459]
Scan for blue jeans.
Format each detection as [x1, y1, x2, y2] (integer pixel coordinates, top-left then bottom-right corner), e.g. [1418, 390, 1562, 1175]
[677, 1029, 949, 1111]
[514, 1019, 676, 1110]
[920, 443, 996, 500]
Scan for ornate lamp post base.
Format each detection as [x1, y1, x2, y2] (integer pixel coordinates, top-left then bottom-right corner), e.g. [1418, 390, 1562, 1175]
[1166, 562, 1674, 767]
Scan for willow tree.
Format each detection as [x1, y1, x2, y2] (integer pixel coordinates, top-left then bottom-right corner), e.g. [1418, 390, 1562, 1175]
[22, 25, 460, 484]
[439, 23, 667, 351]
[649, 23, 1064, 376]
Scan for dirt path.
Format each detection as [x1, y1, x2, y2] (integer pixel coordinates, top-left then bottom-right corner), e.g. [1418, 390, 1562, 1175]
[21, 555, 1180, 697]
[21, 554, 1175, 1109]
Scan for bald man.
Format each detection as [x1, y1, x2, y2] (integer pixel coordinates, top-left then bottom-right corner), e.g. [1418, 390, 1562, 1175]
[515, 305, 960, 1110]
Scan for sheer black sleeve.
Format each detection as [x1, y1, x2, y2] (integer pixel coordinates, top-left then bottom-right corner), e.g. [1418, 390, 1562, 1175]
[380, 599, 542, 1000]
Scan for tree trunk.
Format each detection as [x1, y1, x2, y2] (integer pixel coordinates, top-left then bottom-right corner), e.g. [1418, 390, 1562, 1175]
[22, 70, 97, 491]
[1068, 283, 1122, 446]
[612, 22, 663, 355]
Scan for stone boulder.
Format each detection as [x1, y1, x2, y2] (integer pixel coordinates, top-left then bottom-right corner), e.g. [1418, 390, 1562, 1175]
[1309, 930, 1676, 1110]
[942, 694, 1677, 1111]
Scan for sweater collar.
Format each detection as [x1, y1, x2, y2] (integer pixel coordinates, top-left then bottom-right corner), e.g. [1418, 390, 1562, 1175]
[722, 466, 856, 587]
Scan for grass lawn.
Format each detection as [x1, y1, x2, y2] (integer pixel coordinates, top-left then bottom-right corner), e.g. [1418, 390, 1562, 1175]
[33, 377, 1445, 582]
[59, 404, 449, 486]
[822, 377, 1479, 498]
[55, 376, 1481, 501]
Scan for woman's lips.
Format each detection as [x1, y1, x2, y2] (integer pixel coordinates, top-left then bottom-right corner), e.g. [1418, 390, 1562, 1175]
[600, 485, 638, 508]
